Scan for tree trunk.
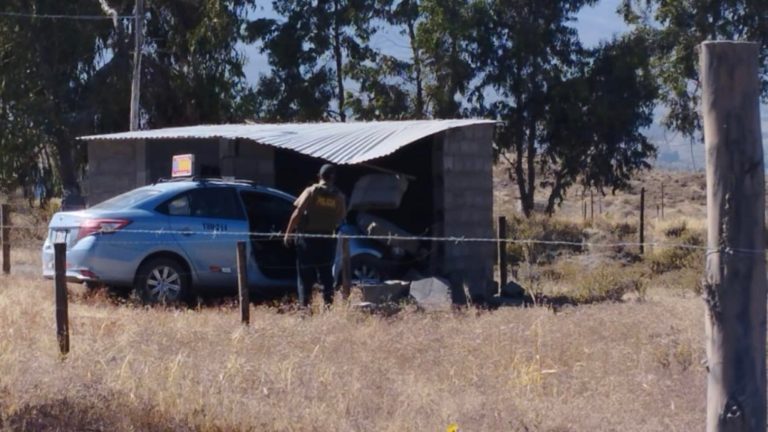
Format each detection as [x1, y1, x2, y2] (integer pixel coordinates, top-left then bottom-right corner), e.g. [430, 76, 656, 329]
[701, 41, 766, 432]
[54, 136, 86, 211]
[332, 0, 345, 122]
[52, 134, 79, 195]
[545, 173, 564, 216]
[407, 19, 424, 119]
[513, 113, 530, 217]
[130, 0, 144, 131]
[525, 111, 537, 215]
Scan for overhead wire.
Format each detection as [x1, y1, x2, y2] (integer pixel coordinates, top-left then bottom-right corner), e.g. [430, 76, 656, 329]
[0, 11, 133, 20]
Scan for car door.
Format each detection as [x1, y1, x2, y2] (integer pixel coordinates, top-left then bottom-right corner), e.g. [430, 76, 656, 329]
[240, 190, 296, 283]
[158, 187, 248, 289]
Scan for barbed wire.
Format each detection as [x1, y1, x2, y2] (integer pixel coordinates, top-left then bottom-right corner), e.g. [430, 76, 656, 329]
[3, 226, 767, 255]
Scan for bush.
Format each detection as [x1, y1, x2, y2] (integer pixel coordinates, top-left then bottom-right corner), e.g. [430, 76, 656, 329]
[663, 220, 689, 238]
[610, 221, 637, 240]
[648, 229, 704, 274]
[656, 267, 703, 295]
[572, 264, 647, 303]
[505, 215, 585, 265]
[531, 260, 648, 305]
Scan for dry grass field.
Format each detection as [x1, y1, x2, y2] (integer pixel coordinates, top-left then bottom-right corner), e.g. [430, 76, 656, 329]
[0, 168, 714, 431]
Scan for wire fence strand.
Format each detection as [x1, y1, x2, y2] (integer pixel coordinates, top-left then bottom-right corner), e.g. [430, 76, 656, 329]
[2, 226, 766, 255]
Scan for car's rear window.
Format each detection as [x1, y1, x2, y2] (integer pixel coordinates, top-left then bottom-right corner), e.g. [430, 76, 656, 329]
[90, 189, 163, 210]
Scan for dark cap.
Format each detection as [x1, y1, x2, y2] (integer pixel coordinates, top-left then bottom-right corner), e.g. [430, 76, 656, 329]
[318, 163, 336, 180]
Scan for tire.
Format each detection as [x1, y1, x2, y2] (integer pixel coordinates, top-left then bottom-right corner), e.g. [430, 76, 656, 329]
[350, 254, 389, 285]
[134, 257, 191, 305]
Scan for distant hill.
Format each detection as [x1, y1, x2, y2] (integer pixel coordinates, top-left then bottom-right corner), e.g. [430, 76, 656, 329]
[649, 106, 768, 172]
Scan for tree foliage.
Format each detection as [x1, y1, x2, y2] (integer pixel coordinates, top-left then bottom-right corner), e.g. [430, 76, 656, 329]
[416, 0, 475, 118]
[0, 0, 257, 200]
[472, 0, 592, 216]
[542, 33, 658, 213]
[247, 0, 377, 121]
[141, 0, 258, 127]
[0, 0, 114, 199]
[381, 0, 425, 118]
[621, 0, 768, 139]
[1, 0, 664, 218]
[467, 0, 657, 216]
[344, 0, 426, 120]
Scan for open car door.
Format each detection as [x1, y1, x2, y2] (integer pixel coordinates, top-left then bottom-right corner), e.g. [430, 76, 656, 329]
[240, 190, 296, 282]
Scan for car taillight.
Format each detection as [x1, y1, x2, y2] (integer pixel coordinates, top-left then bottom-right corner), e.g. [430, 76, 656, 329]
[75, 219, 131, 242]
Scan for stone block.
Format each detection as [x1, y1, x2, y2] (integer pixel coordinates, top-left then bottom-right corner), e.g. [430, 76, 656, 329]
[360, 281, 410, 304]
[410, 277, 452, 311]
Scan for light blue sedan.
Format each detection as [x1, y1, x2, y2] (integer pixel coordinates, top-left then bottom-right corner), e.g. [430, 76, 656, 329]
[41, 179, 390, 304]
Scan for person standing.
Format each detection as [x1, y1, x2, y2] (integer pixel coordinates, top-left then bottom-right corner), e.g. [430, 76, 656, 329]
[284, 164, 347, 308]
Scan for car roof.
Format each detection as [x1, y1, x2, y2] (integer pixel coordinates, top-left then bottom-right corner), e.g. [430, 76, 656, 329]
[148, 178, 295, 199]
[87, 179, 297, 212]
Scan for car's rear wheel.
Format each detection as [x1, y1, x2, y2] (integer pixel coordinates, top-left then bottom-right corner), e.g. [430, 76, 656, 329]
[134, 257, 190, 305]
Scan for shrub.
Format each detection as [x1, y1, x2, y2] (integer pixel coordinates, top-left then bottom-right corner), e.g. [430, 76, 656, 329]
[571, 264, 647, 303]
[610, 221, 637, 240]
[656, 267, 704, 295]
[648, 229, 704, 274]
[5, 198, 61, 243]
[505, 215, 585, 265]
[534, 260, 648, 305]
[663, 220, 688, 238]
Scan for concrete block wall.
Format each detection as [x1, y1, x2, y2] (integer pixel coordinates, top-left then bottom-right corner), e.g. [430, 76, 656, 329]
[87, 138, 277, 207]
[436, 124, 495, 300]
[220, 139, 275, 186]
[145, 139, 220, 181]
[87, 140, 142, 206]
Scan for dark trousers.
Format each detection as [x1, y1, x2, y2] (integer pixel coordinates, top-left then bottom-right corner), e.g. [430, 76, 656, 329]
[296, 236, 336, 307]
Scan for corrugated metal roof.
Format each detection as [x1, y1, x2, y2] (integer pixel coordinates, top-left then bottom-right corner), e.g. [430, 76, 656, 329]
[79, 119, 496, 164]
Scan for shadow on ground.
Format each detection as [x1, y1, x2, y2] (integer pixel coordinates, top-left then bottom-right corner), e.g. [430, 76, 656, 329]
[0, 390, 193, 432]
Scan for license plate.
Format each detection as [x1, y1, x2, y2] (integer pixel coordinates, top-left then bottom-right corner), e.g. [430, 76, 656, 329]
[52, 230, 68, 243]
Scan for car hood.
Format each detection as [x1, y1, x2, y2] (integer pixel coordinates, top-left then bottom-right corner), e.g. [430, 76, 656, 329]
[348, 173, 408, 211]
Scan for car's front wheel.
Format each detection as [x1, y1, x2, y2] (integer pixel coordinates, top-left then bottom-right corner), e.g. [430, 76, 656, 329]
[350, 254, 389, 285]
[134, 257, 190, 305]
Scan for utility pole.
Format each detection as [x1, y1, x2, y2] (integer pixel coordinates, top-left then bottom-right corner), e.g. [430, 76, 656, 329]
[639, 187, 645, 255]
[701, 41, 765, 432]
[130, 0, 144, 131]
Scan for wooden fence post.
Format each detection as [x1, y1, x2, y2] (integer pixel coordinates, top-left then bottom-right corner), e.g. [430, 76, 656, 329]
[1, 204, 9, 274]
[639, 187, 645, 255]
[54, 242, 69, 355]
[341, 236, 351, 300]
[589, 189, 594, 221]
[236, 241, 249, 325]
[701, 41, 766, 432]
[497, 216, 508, 293]
[599, 193, 603, 215]
[660, 182, 665, 219]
